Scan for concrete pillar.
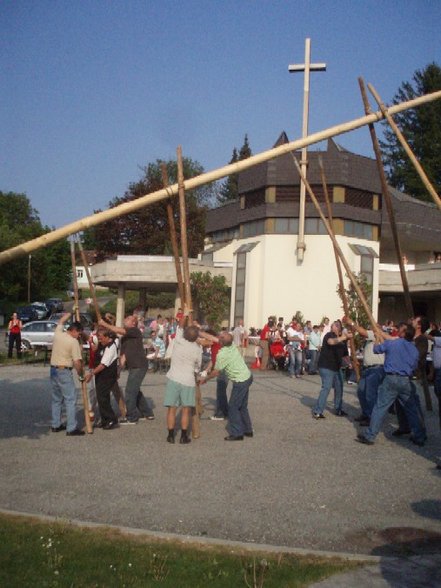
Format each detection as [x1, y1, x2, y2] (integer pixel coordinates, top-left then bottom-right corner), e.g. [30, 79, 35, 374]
[139, 288, 147, 309]
[116, 283, 126, 326]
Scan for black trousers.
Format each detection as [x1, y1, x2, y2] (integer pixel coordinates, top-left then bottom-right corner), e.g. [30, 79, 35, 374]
[8, 333, 22, 358]
[96, 378, 117, 425]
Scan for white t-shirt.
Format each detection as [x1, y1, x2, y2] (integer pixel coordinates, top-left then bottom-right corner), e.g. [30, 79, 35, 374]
[166, 329, 202, 387]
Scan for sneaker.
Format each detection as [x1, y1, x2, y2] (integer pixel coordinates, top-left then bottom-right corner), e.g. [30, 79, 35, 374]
[139, 415, 155, 421]
[51, 423, 66, 433]
[102, 420, 118, 430]
[312, 412, 325, 419]
[167, 431, 175, 444]
[356, 433, 374, 445]
[180, 433, 191, 444]
[392, 428, 411, 437]
[119, 418, 138, 425]
[210, 415, 226, 421]
[335, 409, 348, 417]
[66, 428, 85, 436]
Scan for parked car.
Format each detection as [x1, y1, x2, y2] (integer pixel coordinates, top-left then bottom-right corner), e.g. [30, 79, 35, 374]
[20, 320, 58, 349]
[31, 302, 50, 319]
[21, 319, 91, 350]
[16, 306, 38, 323]
[49, 312, 94, 333]
[45, 298, 64, 313]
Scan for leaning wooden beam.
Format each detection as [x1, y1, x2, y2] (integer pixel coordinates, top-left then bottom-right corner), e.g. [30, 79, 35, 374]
[161, 163, 185, 306]
[292, 157, 383, 340]
[70, 239, 93, 434]
[177, 146, 192, 318]
[319, 158, 360, 382]
[1, 89, 441, 266]
[368, 84, 441, 211]
[358, 79, 414, 318]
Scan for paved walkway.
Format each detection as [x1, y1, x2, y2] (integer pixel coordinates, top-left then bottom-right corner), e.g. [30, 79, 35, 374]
[1, 363, 440, 586]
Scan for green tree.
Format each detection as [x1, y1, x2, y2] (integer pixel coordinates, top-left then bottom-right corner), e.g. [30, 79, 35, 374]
[85, 158, 213, 261]
[217, 135, 252, 204]
[380, 63, 441, 202]
[0, 191, 71, 301]
[190, 271, 230, 330]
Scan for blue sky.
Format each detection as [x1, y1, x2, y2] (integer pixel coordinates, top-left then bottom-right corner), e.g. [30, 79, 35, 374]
[1, 0, 440, 228]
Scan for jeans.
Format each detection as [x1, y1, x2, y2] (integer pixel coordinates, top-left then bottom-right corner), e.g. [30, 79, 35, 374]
[227, 375, 253, 436]
[357, 365, 385, 418]
[364, 374, 426, 443]
[50, 367, 78, 432]
[314, 368, 343, 414]
[396, 379, 426, 434]
[125, 366, 153, 421]
[214, 371, 229, 418]
[308, 349, 318, 374]
[288, 347, 302, 376]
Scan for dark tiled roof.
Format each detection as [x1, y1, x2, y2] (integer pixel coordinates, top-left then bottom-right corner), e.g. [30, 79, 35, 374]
[206, 133, 441, 254]
[238, 137, 382, 194]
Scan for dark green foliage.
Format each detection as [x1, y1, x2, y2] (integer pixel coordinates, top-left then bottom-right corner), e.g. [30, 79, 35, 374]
[190, 271, 230, 330]
[380, 63, 441, 202]
[86, 158, 214, 261]
[0, 191, 70, 301]
[217, 135, 252, 204]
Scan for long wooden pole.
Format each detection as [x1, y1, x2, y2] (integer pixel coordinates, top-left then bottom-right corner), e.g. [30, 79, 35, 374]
[161, 163, 185, 306]
[1, 90, 441, 266]
[177, 146, 192, 317]
[358, 78, 414, 318]
[292, 156, 383, 339]
[77, 240, 101, 321]
[368, 84, 441, 211]
[70, 239, 93, 434]
[319, 158, 360, 381]
[77, 239, 128, 418]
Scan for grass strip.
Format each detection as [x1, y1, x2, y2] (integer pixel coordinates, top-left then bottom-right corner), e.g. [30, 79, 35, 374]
[0, 513, 359, 587]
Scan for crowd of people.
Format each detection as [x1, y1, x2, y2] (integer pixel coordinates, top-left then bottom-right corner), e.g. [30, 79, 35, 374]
[46, 307, 440, 463]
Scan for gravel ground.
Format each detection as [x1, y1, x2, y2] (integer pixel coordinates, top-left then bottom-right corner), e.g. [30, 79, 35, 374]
[0, 362, 440, 557]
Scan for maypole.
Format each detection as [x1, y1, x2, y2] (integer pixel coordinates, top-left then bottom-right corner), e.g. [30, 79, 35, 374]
[1, 90, 441, 266]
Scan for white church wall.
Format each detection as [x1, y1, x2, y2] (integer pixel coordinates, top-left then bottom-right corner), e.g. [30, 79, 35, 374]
[212, 234, 379, 329]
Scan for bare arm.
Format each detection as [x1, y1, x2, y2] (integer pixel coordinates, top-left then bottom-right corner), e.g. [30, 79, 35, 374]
[99, 318, 126, 336]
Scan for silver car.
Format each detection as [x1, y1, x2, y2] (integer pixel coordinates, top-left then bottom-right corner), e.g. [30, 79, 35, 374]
[20, 320, 58, 350]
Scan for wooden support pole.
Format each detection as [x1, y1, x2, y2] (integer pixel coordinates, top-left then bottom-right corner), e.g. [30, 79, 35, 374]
[161, 163, 185, 306]
[176, 148, 202, 439]
[319, 158, 360, 382]
[292, 156, 383, 340]
[70, 239, 93, 434]
[358, 78, 414, 318]
[77, 240, 101, 321]
[78, 240, 128, 418]
[176, 146, 192, 318]
[1, 89, 440, 266]
[368, 83, 441, 211]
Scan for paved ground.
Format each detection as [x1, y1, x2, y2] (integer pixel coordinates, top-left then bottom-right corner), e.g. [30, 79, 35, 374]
[1, 361, 440, 586]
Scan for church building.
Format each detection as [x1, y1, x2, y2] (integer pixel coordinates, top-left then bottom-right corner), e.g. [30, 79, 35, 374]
[203, 134, 441, 329]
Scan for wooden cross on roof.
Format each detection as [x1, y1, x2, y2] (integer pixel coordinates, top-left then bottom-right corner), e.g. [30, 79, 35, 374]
[289, 38, 326, 261]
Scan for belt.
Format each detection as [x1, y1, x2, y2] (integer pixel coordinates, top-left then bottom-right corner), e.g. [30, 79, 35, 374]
[386, 372, 410, 377]
[52, 365, 73, 370]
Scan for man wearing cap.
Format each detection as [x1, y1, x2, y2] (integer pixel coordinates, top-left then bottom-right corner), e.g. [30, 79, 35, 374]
[50, 312, 85, 436]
